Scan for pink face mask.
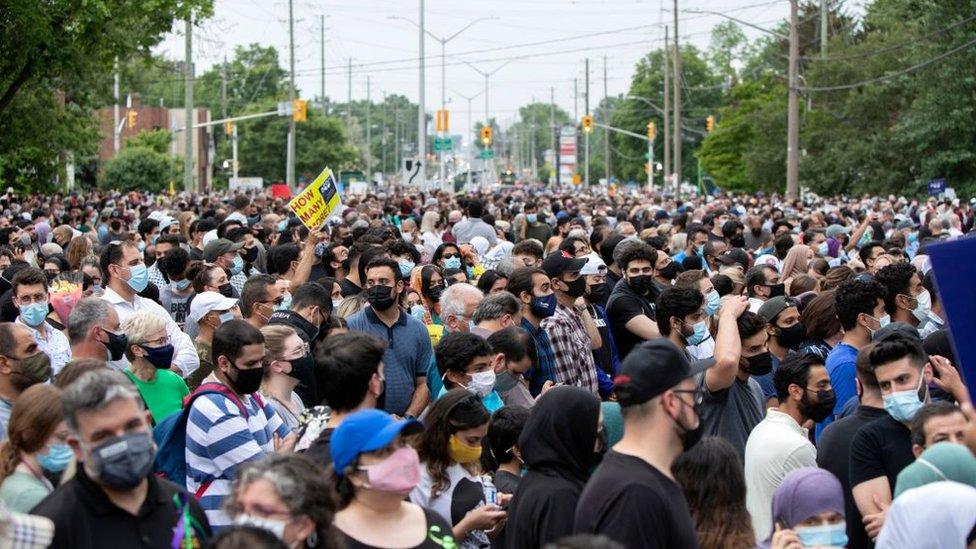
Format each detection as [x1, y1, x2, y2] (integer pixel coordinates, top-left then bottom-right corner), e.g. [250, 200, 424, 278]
[360, 446, 421, 493]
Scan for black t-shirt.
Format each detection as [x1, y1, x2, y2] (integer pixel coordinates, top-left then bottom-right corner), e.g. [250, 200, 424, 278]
[339, 508, 456, 549]
[817, 405, 887, 549]
[574, 450, 697, 549]
[341, 277, 362, 297]
[849, 414, 914, 499]
[494, 470, 521, 496]
[606, 280, 656, 360]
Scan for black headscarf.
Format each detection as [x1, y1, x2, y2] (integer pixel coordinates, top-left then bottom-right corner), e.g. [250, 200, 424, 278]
[519, 385, 602, 483]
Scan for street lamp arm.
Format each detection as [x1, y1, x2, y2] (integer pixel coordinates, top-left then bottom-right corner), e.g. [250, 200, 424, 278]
[387, 15, 442, 42]
[450, 88, 484, 101]
[487, 58, 515, 77]
[455, 57, 489, 77]
[444, 16, 498, 43]
[683, 9, 788, 40]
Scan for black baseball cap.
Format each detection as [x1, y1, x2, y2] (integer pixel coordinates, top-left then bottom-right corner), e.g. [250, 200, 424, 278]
[542, 250, 587, 278]
[613, 339, 714, 407]
[716, 248, 751, 271]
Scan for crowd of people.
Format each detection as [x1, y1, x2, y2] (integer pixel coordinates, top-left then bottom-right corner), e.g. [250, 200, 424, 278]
[0, 185, 971, 548]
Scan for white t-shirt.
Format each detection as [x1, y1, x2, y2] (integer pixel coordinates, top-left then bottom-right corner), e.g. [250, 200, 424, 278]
[410, 462, 491, 549]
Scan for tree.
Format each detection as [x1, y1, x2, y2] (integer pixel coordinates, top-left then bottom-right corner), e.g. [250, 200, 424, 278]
[708, 22, 748, 84]
[100, 145, 175, 193]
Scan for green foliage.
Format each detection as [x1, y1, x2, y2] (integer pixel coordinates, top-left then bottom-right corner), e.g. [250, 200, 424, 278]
[125, 129, 174, 154]
[100, 146, 174, 193]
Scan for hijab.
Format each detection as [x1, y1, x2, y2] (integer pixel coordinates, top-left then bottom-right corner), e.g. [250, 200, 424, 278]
[518, 385, 601, 484]
[894, 443, 976, 498]
[877, 481, 976, 549]
[758, 468, 844, 549]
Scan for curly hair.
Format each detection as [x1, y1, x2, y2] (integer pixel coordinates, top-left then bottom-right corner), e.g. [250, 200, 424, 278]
[414, 389, 490, 499]
[835, 276, 887, 331]
[875, 262, 918, 315]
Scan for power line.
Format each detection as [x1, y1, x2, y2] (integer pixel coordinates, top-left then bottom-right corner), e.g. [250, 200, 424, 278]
[797, 12, 976, 61]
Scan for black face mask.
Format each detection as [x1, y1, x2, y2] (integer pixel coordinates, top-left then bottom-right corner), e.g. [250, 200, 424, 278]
[658, 262, 680, 281]
[341, 236, 354, 247]
[776, 322, 806, 351]
[766, 283, 786, 298]
[799, 388, 836, 423]
[425, 284, 444, 303]
[366, 284, 396, 311]
[562, 276, 588, 298]
[228, 359, 264, 395]
[628, 275, 656, 296]
[587, 283, 609, 305]
[745, 352, 773, 376]
[730, 235, 745, 248]
[242, 246, 259, 264]
[751, 227, 763, 236]
[219, 283, 234, 298]
[102, 329, 128, 362]
[285, 353, 314, 383]
[675, 400, 703, 452]
[340, 257, 352, 272]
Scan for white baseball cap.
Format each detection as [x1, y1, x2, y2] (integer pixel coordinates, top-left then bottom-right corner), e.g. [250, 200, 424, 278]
[189, 291, 238, 324]
[580, 252, 607, 276]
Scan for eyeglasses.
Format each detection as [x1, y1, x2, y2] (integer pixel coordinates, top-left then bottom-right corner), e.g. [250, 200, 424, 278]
[441, 253, 459, 260]
[673, 388, 704, 406]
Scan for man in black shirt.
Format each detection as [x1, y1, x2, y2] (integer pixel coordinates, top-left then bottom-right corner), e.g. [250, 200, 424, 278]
[303, 331, 386, 466]
[606, 243, 661, 359]
[817, 346, 887, 549]
[848, 333, 970, 542]
[32, 369, 210, 549]
[574, 339, 708, 549]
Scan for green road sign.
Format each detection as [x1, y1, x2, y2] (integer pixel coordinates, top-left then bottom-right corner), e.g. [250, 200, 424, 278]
[434, 137, 453, 152]
[480, 148, 494, 159]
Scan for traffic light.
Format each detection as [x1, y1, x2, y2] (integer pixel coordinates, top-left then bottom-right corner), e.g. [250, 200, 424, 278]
[293, 99, 308, 122]
[224, 120, 235, 136]
[582, 115, 594, 133]
[647, 121, 656, 141]
[706, 115, 715, 133]
[126, 109, 138, 129]
[436, 110, 449, 133]
[480, 126, 492, 146]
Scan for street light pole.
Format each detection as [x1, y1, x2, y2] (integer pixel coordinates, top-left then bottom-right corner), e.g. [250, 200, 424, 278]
[417, 0, 426, 184]
[287, 0, 296, 191]
[786, 0, 800, 199]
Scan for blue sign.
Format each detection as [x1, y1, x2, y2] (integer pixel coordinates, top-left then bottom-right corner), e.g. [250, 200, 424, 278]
[927, 178, 946, 195]
[928, 238, 976, 396]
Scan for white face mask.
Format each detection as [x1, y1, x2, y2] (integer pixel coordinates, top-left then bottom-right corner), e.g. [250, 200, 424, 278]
[466, 371, 497, 398]
[912, 289, 931, 323]
[234, 514, 287, 541]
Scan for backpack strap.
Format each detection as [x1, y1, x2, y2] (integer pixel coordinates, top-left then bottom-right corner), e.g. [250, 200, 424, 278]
[188, 382, 250, 419]
[194, 479, 213, 500]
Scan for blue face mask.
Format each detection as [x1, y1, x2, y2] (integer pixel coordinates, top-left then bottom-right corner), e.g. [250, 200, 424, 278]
[704, 290, 721, 317]
[795, 523, 848, 548]
[399, 260, 416, 278]
[136, 241, 146, 252]
[20, 301, 49, 327]
[907, 232, 918, 245]
[685, 320, 709, 346]
[218, 311, 235, 324]
[695, 244, 705, 257]
[526, 213, 538, 224]
[277, 219, 289, 232]
[883, 374, 926, 423]
[530, 293, 557, 319]
[443, 256, 462, 270]
[171, 279, 191, 291]
[37, 443, 73, 473]
[229, 255, 244, 276]
[818, 242, 829, 256]
[126, 263, 149, 293]
[277, 292, 292, 311]
[151, 234, 159, 245]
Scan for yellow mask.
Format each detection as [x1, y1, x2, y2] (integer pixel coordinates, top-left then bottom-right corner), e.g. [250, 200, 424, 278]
[448, 435, 482, 464]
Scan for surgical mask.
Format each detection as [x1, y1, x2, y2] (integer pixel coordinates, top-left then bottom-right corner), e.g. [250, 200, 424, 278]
[366, 284, 396, 312]
[234, 514, 286, 541]
[912, 289, 931, 324]
[466, 371, 496, 398]
[171, 278, 191, 291]
[151, 234, 159, 245]
[126, 264, 149, 293]
[448, 435, 482, 464]
[704, 290, 721, 316]
[494, 370, 519, 392]
[102, 329, 128, 362]
[443, 256, 462, 270]
[530, 293, 557, 319]
[795, 523, 848, 548]
[276, 219, 289, 232]
[86, 432, 155, 490]
[526, 213, 538, 223]
[332, 298, 343, 310]
[136, 241, 146, 252]
[399, 260, 415, 278]
[684, 320, 709, 346]
[19, 301, 48, 327]
[867, 313, 890, 337]
[358, 446, 422, 493]
[229, 255, 244, 276]
[818, 242, 829, 256]
[140, 343, 175, 370]
[883, 374, 926, 423]
[278, 292, 293, 311]
[219, 311, 235, 324]
[37, 443, 73, 473]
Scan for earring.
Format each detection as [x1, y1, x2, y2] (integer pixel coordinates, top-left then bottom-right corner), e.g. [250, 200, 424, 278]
[306, 531, 318, 547]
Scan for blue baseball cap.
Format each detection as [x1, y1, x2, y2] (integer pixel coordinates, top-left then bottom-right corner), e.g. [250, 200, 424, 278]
[331, 409, 423, 475]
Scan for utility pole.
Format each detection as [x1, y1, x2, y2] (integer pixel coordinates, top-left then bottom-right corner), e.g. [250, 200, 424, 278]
[549, 87, 555, 154]
[820, 0, 828, 59]
[584, 57, 590, 186]
[573, 78, 578, 121]
[417, 0, 427, 182]
[382, 97, 387, 177]
[221, 55, 227, 120]
[113, 57, 120, 156]
[366, 76, 372, 180]
[347, 58, 352, 125]
[673, 0, 682, 194]
[663, 25, 670, 184]
[786, 0, 800, 199]
[394, 101, 400, 171]
[183, 16, 194, 192]
[321, 14, 327, 115]
[603, 55, 609, 183]
[287, 0, 296, 191]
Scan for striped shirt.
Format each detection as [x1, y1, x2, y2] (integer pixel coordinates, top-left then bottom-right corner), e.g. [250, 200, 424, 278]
[542, 303, 599, 394]
[521, 318, 557, 397]
[185, 383, 290, 530]
[0, 398, 12, 443]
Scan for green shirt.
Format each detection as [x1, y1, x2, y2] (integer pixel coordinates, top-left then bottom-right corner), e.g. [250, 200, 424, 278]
[0, 470, 52, 513]
[124, 369, 190, 423]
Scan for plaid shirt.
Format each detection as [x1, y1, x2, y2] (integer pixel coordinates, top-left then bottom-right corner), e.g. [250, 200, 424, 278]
[541, 303, 599, 394]
[521, 318, 557, 396]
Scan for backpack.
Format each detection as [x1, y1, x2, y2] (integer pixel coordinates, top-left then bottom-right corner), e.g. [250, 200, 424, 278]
[152, 382, 264, 499]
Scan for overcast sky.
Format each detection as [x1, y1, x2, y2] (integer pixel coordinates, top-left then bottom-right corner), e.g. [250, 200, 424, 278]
[155, 0, 865, 133]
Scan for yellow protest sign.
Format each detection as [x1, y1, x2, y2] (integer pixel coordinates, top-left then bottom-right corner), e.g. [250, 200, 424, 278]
[288, 167, 342, 231]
